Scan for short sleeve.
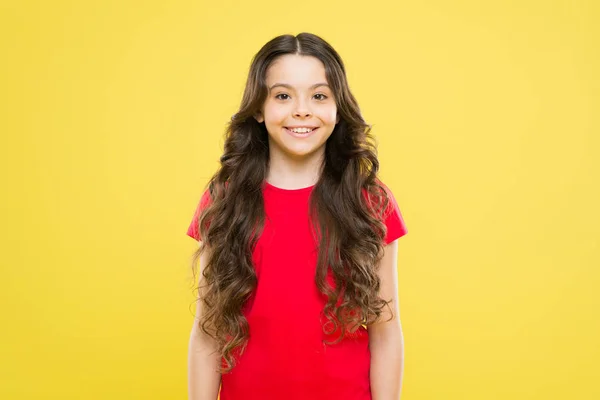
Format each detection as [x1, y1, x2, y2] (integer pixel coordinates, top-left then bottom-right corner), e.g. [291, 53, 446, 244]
[382, 186, 408, 245]
[186, 189, 212, 241]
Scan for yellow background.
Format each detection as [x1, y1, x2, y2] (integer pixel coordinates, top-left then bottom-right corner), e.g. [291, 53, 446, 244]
[1, 0, 598, 399]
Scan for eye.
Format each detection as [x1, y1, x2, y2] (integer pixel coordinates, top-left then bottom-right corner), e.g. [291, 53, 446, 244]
[275, 93, 290, 100]
[314, 93, 328, 101]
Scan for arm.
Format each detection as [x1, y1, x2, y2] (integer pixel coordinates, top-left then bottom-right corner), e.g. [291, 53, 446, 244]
[368, 239, 405, 400]
[188, 243, 222, 400]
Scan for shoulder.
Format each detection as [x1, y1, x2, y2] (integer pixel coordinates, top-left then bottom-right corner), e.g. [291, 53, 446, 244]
[363, 178, 408, 244]
[199, 187, 213, 209]
[186, 186, 215, 242]
[360, 178, 397, 213]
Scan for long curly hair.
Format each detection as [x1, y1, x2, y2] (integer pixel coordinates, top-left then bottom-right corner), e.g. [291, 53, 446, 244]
[190, 32, 394, 374]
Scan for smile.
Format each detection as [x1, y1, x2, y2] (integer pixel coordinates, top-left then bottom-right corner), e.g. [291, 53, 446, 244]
[284, 127, 319, 138]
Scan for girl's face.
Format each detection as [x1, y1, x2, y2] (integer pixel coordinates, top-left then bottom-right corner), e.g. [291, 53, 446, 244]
[255, 54, 339, 160]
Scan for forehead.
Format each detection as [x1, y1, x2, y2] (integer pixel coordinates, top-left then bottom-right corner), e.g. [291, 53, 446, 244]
[265, 54, 328, 87]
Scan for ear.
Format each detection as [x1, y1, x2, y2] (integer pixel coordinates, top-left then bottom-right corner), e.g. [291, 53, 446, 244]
[254, 111, 264, 123]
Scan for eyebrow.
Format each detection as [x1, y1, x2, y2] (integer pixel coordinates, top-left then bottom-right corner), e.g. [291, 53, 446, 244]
[269, 82, 330, 91]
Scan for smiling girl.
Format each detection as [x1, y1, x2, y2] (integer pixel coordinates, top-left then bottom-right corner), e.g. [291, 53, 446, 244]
[187, 32, 408, 400]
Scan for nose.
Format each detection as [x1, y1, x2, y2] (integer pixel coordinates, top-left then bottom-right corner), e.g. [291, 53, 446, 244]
[293, 99, 312, 118]
[294, 110, 311, 117]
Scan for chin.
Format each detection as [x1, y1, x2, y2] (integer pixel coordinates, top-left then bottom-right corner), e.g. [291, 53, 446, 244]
[285, 146, 324, 158]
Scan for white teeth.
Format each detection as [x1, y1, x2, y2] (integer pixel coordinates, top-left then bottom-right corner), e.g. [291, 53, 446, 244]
[289, 127, 314, 133]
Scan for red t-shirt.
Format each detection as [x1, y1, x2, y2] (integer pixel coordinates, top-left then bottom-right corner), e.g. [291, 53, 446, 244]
[187, 180, 407, 400]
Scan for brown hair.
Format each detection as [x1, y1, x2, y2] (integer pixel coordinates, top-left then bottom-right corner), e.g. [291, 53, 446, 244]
[191, 32, 393, 374]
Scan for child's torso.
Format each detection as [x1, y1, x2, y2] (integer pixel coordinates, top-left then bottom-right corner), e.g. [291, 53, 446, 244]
[220, 184, 371, 400]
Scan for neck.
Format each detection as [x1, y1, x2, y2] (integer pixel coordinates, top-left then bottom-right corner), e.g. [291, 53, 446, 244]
[266, 145, 325, 190]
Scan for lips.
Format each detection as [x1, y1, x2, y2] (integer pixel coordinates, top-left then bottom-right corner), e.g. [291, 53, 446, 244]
[284, 127, 319, 137]
[285, 127, 318, 131]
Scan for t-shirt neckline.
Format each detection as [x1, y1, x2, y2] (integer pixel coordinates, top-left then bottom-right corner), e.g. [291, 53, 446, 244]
[263, 180, 315, 194]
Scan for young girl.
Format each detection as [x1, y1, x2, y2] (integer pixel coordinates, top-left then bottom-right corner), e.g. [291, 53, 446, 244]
[187, 32, 408, 400]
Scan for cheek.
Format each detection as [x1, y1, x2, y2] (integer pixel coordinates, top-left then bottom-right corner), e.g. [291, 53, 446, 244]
[263, 103, 288, 124]
[320, 107, 338, 124]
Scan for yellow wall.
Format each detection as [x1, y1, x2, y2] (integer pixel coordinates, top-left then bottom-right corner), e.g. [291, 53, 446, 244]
[2, 0, 598, 399]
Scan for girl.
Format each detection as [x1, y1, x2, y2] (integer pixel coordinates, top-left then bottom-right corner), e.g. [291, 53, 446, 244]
[187, 32, 408, 400]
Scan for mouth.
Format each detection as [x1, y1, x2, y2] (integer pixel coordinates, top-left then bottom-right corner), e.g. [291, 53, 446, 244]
[284, 127, 319, 138]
